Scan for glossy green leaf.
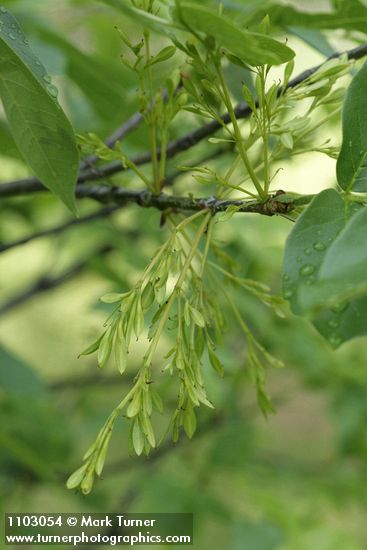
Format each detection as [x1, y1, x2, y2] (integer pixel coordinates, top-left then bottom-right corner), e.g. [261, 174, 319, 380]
[337, 60, 367, 192]
[297, 207, 367, 348]
[100, 0, 175, 35]
[173, 3, 295, 66]
[0, 119, 22, 160]
[0, 9, 79, 214]
[246, 0, 367, 34]
[146, 45, 176, 67]
[282, 189, 367, 348]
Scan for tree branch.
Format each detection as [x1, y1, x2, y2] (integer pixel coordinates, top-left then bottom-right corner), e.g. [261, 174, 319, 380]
[0, 206, 121, 253]
[1, 43, 367, 200]
[75, 186, 297, 215]
[0, 245, 113, 316]
[0, 186, 302, 217]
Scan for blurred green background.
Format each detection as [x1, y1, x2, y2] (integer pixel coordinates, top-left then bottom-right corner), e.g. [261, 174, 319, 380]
[0, 1, 367, 548]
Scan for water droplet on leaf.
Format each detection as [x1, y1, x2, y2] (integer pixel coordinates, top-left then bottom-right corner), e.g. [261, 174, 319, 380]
[284, 289, 293, 299]
[46, 83, 58, 98]
[313, 241, 326, 251]
[43, 74, 52, 83]
[329, 335, 342, 347]
[304, 248, 312, 255]
[8, 33, 16, 40]
[299, 264, 315, 276]
[328, 319, 339, 328]
[331, 301, 348, 314]
[0, 7, 7, 13]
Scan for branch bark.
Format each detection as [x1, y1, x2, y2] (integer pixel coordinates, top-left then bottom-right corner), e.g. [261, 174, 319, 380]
[73, 186, 297, 215]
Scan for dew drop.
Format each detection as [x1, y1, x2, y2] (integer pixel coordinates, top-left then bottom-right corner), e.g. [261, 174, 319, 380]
[328, 319, 339, 329]
[282, 273, 290, 282]
[331, 301, 348, 314]
[11, 23, 16, 29]
[305, 279, 314, 286]
[0, 7, 7, 13]
[299, 264, 315, 276]
[313, 241, 326, 251]
[329, 335, 342, 347]
[284, 289, 293, 299]
[8, 33, 16, 40]
[43, 74, 52, 83]
[23, 38, 29, 45]
[46, 83, 58, 98]
[304, 248, 312, 255]
[296, 255, 302, 262]
[35, 61, 41, 66]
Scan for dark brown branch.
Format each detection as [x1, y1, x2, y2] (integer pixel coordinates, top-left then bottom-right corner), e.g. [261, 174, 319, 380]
[75, 186, 296, 215]
[0, 245, 113, 316]
[1, 43, 366, 200]
[0, 206, 121, 253]
[1, 185, 300, 216]
[0, 150, 227, 255]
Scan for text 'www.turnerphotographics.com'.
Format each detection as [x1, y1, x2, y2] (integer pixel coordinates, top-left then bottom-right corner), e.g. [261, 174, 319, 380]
[5, 513, 193, 546]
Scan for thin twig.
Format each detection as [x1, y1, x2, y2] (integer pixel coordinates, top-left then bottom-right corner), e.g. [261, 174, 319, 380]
[0, 245, 113, 316]
[79, 112, 144, 171]
[0, 206, 121, 253]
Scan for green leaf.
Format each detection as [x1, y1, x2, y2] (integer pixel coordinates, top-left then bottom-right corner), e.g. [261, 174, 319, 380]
[0, 9, 79, 214]
[189, 305, 206, 327]
[126, 391, 141, 418]
[79, 331, 106, 357]
[100, 0, 175, 35]
[97, 326, 114, 367]
[95, 431, 112, 476]
[246, 0, 367, 34]
[208, 345, 224, 377]
[173, 3, 295, 66]
[282, 189, 367, 348]
[337, 60, 367, 192]
[146, 45, 176, 67]
[182, 403, 197, 439]
[100, 293, 123, 303]
[297, 207, 367, 348]
[132, 420, 144, 456]
[66, 463, 88, 490]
